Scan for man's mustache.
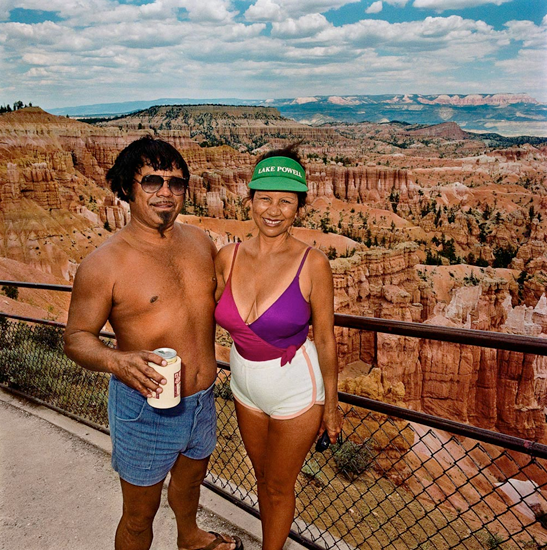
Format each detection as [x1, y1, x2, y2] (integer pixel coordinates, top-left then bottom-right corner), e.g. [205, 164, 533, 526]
[150, 201, 175, 207]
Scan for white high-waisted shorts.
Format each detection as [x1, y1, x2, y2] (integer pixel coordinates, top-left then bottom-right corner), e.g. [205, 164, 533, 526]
[230, 339, 325, 420]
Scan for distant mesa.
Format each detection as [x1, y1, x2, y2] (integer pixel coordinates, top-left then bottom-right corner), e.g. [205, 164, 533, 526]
[405, 121, 469, 140]
[328, 96, 362, 106]
[291, 97, 319, 105]
[418, 93, 539, 107]
[48, 93, 547, 138]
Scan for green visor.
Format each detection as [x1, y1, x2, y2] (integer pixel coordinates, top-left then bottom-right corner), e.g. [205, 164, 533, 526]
[248, 156, 308, 192]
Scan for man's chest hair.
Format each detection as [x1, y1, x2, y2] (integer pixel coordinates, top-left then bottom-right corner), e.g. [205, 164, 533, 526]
[113, 251, 214, 304]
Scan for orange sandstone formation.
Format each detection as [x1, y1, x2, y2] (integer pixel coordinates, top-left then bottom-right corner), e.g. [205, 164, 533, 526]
[1, 106, 546, 444]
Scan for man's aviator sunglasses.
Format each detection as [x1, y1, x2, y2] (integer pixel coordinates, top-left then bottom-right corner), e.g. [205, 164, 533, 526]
[136, 174, 189, 196]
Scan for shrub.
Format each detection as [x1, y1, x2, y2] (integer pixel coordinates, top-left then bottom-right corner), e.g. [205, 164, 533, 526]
[214, 377, 233, 400]
[301, 458, 327, 487]
[485, 531, 504, 549]
[0, 345, 66, 399]
[340, 248, 356, 258]
[31, 324, 64, 351]
[517, 270, 531, 300]
[9, 322, 33, 347]
[0, 335, 109, 423]
[438, 237, 459, 264]
[2, 285, 18, 300]
[425, 250, 442, 265]
[332, 439, 373, 480]
[463, 273, 480, 286]
[326, 246, 338, 260]
[493, 245, 517, 268]
[0, 317, 8, 348]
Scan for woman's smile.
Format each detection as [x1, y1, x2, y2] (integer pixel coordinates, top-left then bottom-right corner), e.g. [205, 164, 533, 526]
[262, 218, 283, 227]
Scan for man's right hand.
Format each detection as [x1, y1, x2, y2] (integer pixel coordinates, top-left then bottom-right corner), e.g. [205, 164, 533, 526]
[109, 351, 168, 398]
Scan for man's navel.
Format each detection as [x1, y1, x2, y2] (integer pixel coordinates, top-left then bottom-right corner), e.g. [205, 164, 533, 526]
[150, 296, 159, 304]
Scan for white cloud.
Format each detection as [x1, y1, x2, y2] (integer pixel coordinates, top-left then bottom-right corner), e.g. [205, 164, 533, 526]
[1, 21, 94, 51]
[89, 22, 187, 49]
[504, 19, 547, 49]
[271, 13, 330, 38]
[22, 52, 65, 65]
[0, 0, 113, 22]
[496, 47, 546, 75]
[366, 2, 383, 14]
[315, 15, 500, 58]
[0, 0, 237, 25]
[413, 0, 512, 10]
[0, 0, 545, 108]
[178, 0, 237, 23]
[228, 22, 267, 39]
[495, 48, 547, 100]
[245, 0, 360, 21]
[245, 0, 284, 22]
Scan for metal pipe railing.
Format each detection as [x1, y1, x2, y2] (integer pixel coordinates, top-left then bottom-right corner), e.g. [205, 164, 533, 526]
[335, 313, 547, 356]
[339, 391, 547, 459]
[2, 280, 546, 356]
[0, 280, 72, 292]
[0, 313, 115, 338]
[2, 301, 547, 549]
[3, 310, 547, 460]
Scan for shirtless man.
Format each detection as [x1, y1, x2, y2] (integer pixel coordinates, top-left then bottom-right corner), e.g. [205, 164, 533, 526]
[64, 136, 241, 550]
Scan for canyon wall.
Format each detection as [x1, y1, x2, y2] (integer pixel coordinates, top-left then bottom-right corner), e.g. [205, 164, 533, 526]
[335, 251, 547, 441]
[1, 107, 546, 443]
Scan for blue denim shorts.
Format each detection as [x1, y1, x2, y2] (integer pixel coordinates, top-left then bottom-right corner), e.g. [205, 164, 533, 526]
[108, 375, 217, 486]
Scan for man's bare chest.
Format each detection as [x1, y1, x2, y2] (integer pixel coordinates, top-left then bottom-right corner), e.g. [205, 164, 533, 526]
[111, 249, 216, 316]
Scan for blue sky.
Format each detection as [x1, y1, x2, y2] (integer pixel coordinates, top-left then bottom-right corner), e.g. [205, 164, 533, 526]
[0, 0, 545, 109]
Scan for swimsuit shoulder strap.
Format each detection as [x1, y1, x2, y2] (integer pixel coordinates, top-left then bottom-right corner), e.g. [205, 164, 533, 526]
[295, 247, 312, 278]
[227, 242, 241, 282]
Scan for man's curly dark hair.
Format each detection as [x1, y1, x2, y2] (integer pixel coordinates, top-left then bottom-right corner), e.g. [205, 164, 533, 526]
[106, 136, 190, 201]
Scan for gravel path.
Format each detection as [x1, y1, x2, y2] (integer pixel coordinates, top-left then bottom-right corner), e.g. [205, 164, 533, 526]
[0, 397, 262, 550]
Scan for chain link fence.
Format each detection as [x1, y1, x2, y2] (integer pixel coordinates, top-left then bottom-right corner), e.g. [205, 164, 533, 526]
[2, 315, 547, 550]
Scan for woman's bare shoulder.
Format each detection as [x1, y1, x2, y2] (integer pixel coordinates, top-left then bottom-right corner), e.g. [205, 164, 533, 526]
[215, 242, 238, 265]
[307, 246, 329, 262]
[306, 247, 331, 274]
[218, 242, 239, 255]
[290, 237, 316, 254]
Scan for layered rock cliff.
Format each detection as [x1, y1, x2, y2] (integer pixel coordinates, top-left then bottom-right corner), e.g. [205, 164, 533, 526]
[99, 104, 338, 151]
[337, 258, 547, 442]
[1, 105, 546, 443]
[0, 108, 131, 278]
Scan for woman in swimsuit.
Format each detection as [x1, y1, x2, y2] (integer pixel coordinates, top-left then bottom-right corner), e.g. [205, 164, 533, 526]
[215, 145, 342, 550]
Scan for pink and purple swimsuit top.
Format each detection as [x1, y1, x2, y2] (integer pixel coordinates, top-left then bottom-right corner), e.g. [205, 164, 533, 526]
[215, 243, 312, 366]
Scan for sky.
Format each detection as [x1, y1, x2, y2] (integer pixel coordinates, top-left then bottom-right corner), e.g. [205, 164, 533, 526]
[0, 0, 546, 110]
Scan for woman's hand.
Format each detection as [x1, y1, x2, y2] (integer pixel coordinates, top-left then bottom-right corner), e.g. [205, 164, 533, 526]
[319, 405, 343, 445]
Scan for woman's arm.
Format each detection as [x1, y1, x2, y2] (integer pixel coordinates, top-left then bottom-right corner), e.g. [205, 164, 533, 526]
[307, 249, 343, 443]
